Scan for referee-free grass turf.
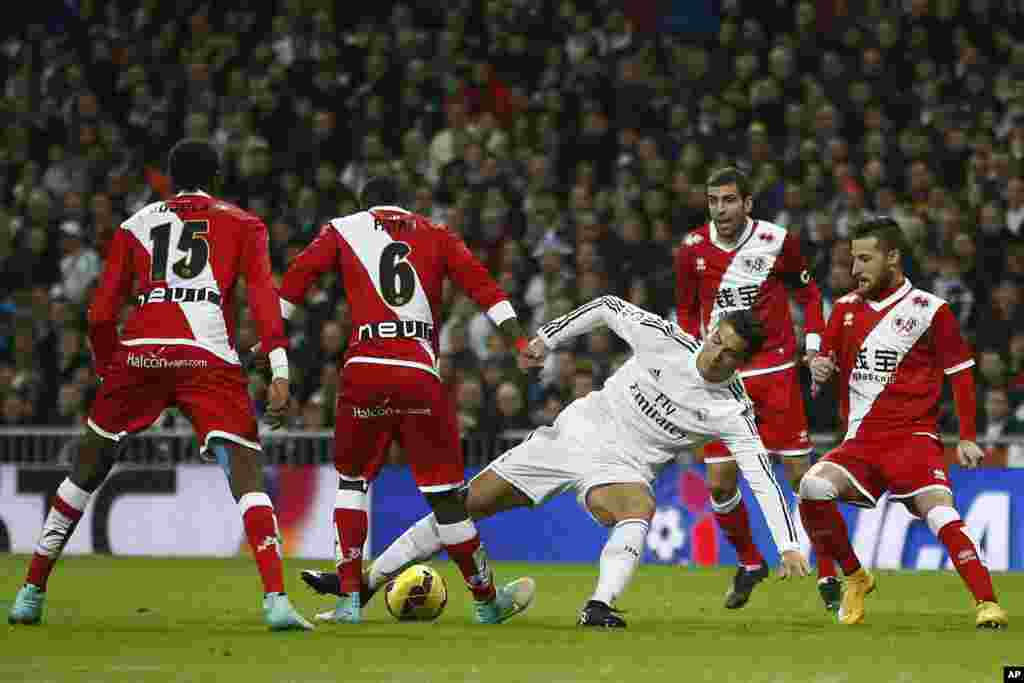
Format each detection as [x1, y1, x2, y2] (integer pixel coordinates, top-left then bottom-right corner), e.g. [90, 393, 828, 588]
[1, 555, 1021, 683]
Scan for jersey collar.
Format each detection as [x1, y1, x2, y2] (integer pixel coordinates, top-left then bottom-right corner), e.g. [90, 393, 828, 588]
[709, 218, 756, 251]
[867, 278, 912, 312]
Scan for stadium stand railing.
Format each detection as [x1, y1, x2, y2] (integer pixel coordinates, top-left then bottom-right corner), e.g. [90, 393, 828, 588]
[0, 428, 1018, 468]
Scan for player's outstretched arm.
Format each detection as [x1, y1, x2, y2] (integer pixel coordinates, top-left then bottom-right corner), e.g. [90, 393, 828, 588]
[442, 226, 530, 357]
[537, 295, 681, 355]
[87, 228, 134, 378]
[726, 432, 804, 568]
[277, 223, 342, 320]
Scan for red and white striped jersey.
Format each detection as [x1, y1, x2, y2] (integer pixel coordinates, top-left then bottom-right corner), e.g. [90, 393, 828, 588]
[88, 191, 286, 369]
[279, 206, 512, 378]
[822, 279, 975, 442]
[675, 218, 825, 377]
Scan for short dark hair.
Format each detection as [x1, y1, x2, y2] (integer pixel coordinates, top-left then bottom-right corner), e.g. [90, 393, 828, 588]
[707, 166, 752, 198]
[850, 215, 908, 259]
[719, 309, 766, 360]
[167, 139, 220, 191]
[360, 177, 401, 208]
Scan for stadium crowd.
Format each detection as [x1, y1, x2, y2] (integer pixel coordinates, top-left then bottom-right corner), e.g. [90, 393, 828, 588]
[2, 0, 1024, 464]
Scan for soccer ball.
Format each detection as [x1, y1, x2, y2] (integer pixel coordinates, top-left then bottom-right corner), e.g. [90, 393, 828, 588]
[384, 564, 448, 622]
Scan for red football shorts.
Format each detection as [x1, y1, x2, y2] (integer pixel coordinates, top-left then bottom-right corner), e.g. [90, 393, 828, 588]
[702, 365, 811, 462]
[334, 361, 463, 492]
[88, 344, 259, 452]
[821, 433, 952, 509]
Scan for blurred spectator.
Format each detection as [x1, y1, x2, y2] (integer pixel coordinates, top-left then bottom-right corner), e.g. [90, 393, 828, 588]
[530, 389, 565, 428]
[976, 281, 1024, 353]
[300, 395, 328, 431]
[571, 362, 597, 400]
[0, 2, 1020, 439]
[1008, 176, 1024, 237]
[56, 220, 101, 305]
[54, 382, 87, 427]
[454, 374, 484, 436]
[981, 387, 1024, 467]
[487, 380, 531, 436]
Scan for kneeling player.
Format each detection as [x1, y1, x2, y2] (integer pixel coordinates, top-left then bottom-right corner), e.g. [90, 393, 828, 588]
[304, 296, 810, 627]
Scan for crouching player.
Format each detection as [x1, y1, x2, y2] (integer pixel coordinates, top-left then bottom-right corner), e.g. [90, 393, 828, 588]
[304, 296, 810, 627]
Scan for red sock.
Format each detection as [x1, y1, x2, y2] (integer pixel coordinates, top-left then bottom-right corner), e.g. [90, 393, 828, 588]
[799, 499, 861, 576]
[815, 548, 838, 580]
[938, 520, 996, 603]
[713, 499, 765, 568]
[334, 506, 368, 594]
[240, 493, 284, 595]
[26, 478, 90, 590]
[437, 520, 496, 602]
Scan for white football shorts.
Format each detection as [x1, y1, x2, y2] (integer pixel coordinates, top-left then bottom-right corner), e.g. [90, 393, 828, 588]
[477, 393, 654, 523]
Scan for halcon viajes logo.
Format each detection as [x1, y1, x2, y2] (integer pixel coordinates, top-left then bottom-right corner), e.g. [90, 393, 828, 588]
[126, 353, 208, 369]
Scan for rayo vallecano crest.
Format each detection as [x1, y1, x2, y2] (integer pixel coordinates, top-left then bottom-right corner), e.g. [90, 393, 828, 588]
[891, 315, 921, 336]
[742, 255, 770, 274]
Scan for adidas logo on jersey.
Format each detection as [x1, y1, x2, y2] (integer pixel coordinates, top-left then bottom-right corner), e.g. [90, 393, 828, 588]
[649, 368, 661, 381]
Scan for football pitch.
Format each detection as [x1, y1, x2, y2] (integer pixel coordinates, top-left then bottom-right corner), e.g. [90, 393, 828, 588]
[1, 556, 1021, 683]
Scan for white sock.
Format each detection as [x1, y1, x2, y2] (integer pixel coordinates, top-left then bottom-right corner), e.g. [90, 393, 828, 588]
[35, 478, 91, 557]
[367, 513, 442, 591]
[591, 519, 649, 607]
[435, 518, 477, 546]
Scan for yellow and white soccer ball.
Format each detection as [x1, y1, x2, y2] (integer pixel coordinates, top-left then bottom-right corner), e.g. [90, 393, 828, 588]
[384, 564, 448, 622]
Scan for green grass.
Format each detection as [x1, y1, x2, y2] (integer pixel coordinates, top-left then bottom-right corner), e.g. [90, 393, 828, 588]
[0, 555, 1021, 683]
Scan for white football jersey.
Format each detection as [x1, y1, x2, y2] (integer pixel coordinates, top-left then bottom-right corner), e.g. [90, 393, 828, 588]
[537, 296, 800, 553]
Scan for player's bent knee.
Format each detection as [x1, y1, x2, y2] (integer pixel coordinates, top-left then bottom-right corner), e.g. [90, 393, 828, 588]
[621, 499, 656, 525]
[72, 429, 118, 491]
[708, 483, 739, 504]
[587, 484, 655, 527]
[424, 489, 470, 525]
[706, 460, 739, 485]
[464, 470, 529, 520]
[798, 474, 838, 501]
[784, 456, 811, 479]
[464, 488, 495, 521]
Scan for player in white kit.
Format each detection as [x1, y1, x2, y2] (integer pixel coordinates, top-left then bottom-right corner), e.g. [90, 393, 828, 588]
[303, 296, 810, 627]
